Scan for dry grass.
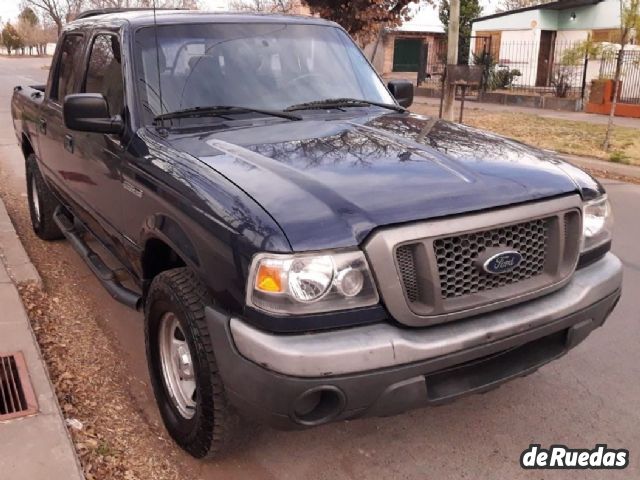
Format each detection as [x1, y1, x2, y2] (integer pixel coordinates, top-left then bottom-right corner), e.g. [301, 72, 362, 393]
[411, 106, 640, 166]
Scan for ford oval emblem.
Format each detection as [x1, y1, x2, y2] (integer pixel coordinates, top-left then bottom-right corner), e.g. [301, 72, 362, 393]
[483, 250, 523, 275]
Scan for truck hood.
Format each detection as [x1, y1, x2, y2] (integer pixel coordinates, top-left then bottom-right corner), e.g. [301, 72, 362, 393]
[167, 112, 580, 251]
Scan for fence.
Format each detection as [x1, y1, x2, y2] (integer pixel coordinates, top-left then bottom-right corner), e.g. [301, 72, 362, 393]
[599, 49, 640, 104]
[420, 39, 593, 100]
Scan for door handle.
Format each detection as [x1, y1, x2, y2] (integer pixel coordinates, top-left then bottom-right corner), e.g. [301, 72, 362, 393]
[38, 117, 47, 135]
[64, 134, 74, 153]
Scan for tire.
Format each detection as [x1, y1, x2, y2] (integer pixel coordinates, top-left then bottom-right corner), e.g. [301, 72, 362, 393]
[145, 267, 238, 459]
[26, 154, 63, 241]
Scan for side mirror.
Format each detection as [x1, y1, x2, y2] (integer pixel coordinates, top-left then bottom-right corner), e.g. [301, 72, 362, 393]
[63, 93, 123, 134]
[387, 80, 414, 108]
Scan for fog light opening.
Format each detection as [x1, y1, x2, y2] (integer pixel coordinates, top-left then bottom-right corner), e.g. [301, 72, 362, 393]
[292, 386, 345, 426]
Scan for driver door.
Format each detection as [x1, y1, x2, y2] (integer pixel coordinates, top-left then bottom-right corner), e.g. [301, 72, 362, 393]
[68, 31, 127, 245]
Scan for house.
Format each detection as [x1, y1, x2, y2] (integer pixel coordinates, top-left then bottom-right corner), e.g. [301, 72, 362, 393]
[366, 4, 446, 81]
[471, 0, 628, 90]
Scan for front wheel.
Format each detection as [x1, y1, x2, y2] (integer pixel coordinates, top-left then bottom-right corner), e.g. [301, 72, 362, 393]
[145, 268, 238, 459]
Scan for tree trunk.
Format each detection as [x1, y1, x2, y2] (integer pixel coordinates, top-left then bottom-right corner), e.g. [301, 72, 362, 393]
[442, 0, 460, 122]
[603, 49, 624, 151]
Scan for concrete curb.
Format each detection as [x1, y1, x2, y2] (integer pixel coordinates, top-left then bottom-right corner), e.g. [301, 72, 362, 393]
[0, 196, 84, 480]
[0, 199, 42, 286]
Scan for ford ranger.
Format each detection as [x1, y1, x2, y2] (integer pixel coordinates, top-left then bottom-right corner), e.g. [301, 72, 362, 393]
[11, 9, 622, 459]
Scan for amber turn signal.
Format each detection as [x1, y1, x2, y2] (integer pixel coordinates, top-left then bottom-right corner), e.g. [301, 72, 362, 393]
[256, 264, 283, 293]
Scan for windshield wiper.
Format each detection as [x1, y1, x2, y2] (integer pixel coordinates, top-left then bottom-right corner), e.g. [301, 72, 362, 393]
[153, 105, 302, 124]
[284, 98, 406, 113]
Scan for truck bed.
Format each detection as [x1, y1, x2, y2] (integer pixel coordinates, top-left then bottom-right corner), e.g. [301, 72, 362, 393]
[11, 84, 45, 153]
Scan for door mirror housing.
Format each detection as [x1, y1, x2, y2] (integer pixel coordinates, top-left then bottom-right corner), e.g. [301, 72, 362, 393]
[387, 80, 414, 108]
[63, 93, 123, 134]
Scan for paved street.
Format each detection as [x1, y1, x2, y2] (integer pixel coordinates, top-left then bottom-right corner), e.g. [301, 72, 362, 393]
[1, 56, 639, 479]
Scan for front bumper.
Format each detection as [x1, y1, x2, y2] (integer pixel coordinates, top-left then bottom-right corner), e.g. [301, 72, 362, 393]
[206, 253, 622, 429]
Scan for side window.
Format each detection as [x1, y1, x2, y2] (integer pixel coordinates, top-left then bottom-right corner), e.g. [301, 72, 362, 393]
[52, 34, 84, 102]
[84, 34, 124, 116]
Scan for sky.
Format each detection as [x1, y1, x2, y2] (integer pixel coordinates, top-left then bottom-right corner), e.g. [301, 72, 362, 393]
[0, 0, 500, 25]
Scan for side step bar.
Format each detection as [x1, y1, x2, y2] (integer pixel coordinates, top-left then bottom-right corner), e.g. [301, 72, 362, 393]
[53, 207, 142, 310]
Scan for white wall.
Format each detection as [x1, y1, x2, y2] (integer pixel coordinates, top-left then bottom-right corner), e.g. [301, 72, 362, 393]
[556, 30, 589, 43]
[497, 29, 541, 87]
[556, 0, 621, 30]
[473, 10, 543, 32]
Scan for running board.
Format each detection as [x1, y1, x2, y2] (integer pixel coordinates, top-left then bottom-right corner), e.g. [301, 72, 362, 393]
[53, 207, 142, 310]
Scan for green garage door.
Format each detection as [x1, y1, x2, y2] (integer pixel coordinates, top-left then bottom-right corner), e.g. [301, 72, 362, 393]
[393, 38, 422, 72]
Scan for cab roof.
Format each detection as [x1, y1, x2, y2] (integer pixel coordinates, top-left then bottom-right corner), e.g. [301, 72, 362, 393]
[67, 9, 338, 30]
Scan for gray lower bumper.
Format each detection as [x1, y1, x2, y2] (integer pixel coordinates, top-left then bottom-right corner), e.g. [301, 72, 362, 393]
[206, 253, 622, 429]
[230, 253, 622, 377]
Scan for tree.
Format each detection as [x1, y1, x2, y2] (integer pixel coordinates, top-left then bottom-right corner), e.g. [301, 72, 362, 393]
[228, 0, 293, 13]
[2, 23, 23, 55]
[24, 0, 199, 36]
[549, 38, 614, 98]
[23, 0, 85, 36]
[603, 0, 640, 151]
[302, 0, 418, 46]
[496, 0, 547, 13]
[19, 6, 40, 26]
[86, 0, 200, 8]
[439, 0, 482, 64]
[17, 7, 41, 55]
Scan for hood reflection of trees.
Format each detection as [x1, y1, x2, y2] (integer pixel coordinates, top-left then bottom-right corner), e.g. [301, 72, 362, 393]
[251, 129, 419, 169]
[366, 115, 554, 164]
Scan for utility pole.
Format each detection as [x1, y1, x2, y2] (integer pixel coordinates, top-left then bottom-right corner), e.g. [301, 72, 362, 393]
[442, 0, 460, 121]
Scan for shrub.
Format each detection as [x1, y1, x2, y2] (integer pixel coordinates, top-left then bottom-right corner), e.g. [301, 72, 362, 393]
[609, 150, 630, 164]
[489, 67, 522, 90]
[551, 68, 573, 98]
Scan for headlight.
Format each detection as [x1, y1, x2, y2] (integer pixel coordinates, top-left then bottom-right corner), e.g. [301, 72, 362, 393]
[247, 250, 379, 315]
[582, 195, 613, 252]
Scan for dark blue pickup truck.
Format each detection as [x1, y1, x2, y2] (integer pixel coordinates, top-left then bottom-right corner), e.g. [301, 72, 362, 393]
[12, 8, 622, 459]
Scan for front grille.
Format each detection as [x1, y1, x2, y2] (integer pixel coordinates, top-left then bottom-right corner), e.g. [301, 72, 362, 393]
[432, 218, 549, 299]
[365, 196, 583, 327]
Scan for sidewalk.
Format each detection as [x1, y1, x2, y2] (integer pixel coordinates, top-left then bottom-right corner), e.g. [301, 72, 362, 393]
[0, 200, 84, 479]
[413, 96, 640, 129]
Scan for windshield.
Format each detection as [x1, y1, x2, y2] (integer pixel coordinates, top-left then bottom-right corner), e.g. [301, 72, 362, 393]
[133, 22, 394, 122]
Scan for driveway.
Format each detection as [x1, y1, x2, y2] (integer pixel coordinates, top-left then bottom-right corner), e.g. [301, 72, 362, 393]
[1, 56, 639, 479]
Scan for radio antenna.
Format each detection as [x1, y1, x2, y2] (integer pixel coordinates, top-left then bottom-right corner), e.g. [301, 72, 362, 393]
[152, 0, 165, 129]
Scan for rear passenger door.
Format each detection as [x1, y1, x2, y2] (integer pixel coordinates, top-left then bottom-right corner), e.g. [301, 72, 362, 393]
[38, 32, 85, 205]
